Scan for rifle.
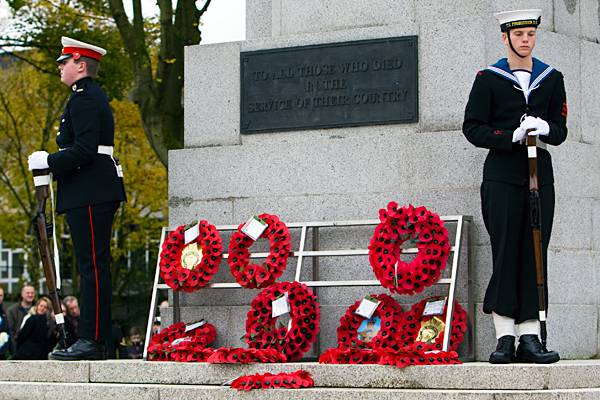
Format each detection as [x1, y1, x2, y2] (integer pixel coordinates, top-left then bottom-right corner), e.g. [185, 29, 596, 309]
[525, 134, 548, 350]
[32, 169, 68, 350]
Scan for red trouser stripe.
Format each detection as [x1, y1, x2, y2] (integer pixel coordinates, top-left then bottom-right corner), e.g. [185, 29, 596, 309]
[88, 206, 99, 341]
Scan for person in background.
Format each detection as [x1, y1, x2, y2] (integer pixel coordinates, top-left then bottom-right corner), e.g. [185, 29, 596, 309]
[119, 326, 144, 359]
[0, 285, 10, 359]
[6, 283, 36, 353]
[151, 317, 161, 335]
[62, 296, 80, 348]
[14, 297, 58, 360]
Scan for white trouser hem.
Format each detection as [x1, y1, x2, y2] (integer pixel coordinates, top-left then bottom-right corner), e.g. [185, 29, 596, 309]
[517, 319, 541, 337]
[492, 312, 517, 339]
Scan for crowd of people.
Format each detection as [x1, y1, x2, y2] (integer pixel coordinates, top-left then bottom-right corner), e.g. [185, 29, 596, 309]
[0, 283, 147, 360]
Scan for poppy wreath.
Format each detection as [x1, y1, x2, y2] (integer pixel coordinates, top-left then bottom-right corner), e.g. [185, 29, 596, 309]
[319, 347, 461, 367]
[318, 347, 380, 364]
[231, 370, 314, 391]
[159, 220, 223, 292]
[206, 347, 287, 364]
[368, 202, 451, 295]
[147, 321, 217, 361]
[228, 213, 292, 288]
[376, 348, 462, 368]
[245, 281, 320, 361]
[397, 298, 468, 352]
[336, 293, 404, 350]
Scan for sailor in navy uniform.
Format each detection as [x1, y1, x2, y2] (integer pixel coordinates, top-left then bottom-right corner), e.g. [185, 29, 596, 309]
[28, 37, 126, 360]
[463, 10, 565, 364]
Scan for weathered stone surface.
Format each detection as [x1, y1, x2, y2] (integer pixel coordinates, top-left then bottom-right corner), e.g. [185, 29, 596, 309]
[89, 359, 600, 389]
[554, 0, 581, 38]
[0, 382, 158, 400]
[246, 0, 272, 39]
[0, 360, 88, 382]
[416, 0, 492, 23]
[168, 198, 235, 227]
[551, 196, 592, 251]
[594, 201, 600, 253]
[581, 0, 600, 43]
[2, 381, 600, 400]
[184, 42, 242, 147]
[273, 0, 415, 37]
[552, 141, 600, 199]
[581, 41, 600, 145]
[547, 249, 596, 305]
[171, 131, 482, 203]
[419, 19, 486, 132]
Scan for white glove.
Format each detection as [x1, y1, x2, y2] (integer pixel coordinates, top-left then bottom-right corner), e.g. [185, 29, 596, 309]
[512, 126, 527, 142]
[520, 116, 550, 136]
[27, 151, 49, 170]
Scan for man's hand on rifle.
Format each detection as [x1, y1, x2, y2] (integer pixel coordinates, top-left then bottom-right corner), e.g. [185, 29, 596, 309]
[521, 116, 550, 137]
[28, 151, 49, 170]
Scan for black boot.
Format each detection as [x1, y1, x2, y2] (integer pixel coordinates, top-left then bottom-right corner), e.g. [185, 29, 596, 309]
[516, 334, 560, 364]
[49, 338, 105, 361]
[489, 335, 516, 364]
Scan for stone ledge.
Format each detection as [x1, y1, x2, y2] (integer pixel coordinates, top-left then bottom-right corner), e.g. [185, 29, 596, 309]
[0, 360, 89, 382]
[1, 381, 599, 400]
[2, 360, 600, 391]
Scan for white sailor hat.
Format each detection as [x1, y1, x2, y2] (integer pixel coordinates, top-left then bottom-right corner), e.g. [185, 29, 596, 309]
[494, 9, 542, 32]
[56, 36, 107, 63]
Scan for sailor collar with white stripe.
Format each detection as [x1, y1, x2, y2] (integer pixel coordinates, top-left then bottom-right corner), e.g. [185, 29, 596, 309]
[485, 57, 554, 91]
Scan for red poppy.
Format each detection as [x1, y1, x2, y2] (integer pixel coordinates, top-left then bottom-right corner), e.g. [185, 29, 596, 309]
[231, 370, 314, 391]
[147, 321, 217, 362]
[398, 298, 467, 352]
[369, 202, 450, 295]
[244, 281, 320, 360]
[159, 221, 223, 292]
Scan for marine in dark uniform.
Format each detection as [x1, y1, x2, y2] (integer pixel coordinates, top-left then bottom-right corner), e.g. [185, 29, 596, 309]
[28, 37, 126, 360]
[463, 10, 565, 364]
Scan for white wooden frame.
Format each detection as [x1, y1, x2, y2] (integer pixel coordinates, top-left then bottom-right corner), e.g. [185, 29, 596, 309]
[144, 216, 472, 360]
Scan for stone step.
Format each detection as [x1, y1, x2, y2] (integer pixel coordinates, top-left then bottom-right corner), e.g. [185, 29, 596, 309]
[1, 381, 599, 400]
[1, 360, 599, 390]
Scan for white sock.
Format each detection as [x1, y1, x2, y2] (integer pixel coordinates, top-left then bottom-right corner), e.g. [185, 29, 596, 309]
[517, 319, 540, 337]
[492, 312, 517, 339]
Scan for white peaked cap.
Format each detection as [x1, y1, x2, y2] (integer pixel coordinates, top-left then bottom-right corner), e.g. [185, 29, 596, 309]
[57, 36, 107, 63]
[494, 9, 542, 32]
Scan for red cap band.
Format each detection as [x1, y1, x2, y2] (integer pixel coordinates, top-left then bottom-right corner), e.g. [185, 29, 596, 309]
[62, 46, 103, 61]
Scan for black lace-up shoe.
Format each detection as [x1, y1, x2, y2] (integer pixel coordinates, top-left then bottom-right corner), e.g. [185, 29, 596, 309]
[49, 338, 105, 361]
[489, 335, 516, 364]
[516, 334, 560, 364]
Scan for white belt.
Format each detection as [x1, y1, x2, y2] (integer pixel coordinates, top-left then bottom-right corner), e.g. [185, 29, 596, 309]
[97, 145, 114, 156]
[59, 145, 123, 177]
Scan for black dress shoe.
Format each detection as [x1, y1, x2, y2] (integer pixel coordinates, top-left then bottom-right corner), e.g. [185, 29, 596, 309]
[49, 338, 105, 361]
[489, 335, 516, 364]
[516, 334, 560, 364]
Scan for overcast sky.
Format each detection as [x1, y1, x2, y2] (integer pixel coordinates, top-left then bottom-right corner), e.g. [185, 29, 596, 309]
[0, 0, 246, 45]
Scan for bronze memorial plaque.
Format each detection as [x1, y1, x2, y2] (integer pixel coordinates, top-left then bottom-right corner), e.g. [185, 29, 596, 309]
[240, 36, 418, 133]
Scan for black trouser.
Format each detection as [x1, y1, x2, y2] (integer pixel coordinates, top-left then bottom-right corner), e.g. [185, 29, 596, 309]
[65, 202, 119, 343]
[481, 181, 554, 324]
